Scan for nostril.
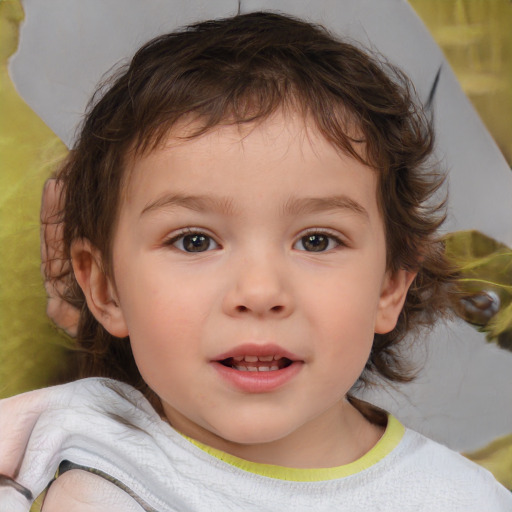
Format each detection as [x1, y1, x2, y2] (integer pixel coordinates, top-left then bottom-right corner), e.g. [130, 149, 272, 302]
[234, 304, 284, 314]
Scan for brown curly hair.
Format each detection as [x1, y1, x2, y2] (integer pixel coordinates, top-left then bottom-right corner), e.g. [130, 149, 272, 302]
[53, 12, 456, 409]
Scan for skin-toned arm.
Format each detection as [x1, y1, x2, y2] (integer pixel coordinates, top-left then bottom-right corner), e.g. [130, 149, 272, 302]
[42, 470, 145, 512]
[40, 179, 80, 337]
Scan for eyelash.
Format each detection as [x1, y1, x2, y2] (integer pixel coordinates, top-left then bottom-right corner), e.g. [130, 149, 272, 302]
[163, 229, 220, 253]
[293, 229, 345, 253]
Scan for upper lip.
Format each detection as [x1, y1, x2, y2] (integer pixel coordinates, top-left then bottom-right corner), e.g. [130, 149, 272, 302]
[213, 343, 302, 362]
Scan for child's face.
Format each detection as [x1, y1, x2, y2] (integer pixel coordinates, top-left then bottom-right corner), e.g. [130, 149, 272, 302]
[93, 113, 412, 462]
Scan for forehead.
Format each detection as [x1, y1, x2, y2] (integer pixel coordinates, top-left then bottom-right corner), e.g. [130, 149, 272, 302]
[121, 113, 380, 220]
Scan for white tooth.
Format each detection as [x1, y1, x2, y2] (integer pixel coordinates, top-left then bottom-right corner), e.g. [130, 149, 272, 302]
[248, 366, 258, 372]
[235, 366, 248, 371]
[233, 356, 244, 362]
[244, 355, 258, 363]
[270, 366, 279, 371]
[258, 366, 270, 372]
[258, 355, 274, 362]
[273, 355, 282, 360]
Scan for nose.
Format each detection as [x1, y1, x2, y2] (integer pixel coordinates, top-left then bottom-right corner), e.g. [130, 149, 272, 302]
[222, 251, 294, 319]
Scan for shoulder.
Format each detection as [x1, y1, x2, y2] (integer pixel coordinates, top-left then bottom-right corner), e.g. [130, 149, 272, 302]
[0, 379, 164, 512]
[390, 427, 512, 510]
[42, 469, 144, 512]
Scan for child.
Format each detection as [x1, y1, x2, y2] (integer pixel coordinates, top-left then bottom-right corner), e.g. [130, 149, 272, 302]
[0, 11, 510, 511]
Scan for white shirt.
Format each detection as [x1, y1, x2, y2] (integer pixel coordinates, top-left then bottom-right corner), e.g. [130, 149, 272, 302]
[0, 378, 510, 511]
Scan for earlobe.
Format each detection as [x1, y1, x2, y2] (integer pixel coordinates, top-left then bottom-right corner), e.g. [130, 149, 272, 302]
[71, 239, 129, 338]
[374, 269, 417, 334]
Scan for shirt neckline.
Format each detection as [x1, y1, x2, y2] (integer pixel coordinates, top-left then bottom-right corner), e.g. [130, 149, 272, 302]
[183, 415, 405, 482]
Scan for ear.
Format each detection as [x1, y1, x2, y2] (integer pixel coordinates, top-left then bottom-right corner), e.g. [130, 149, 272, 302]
[374, 269, 417, 334]
[71, 239, 129, 338]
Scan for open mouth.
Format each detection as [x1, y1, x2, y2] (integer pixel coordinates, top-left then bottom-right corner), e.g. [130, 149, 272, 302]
[213, 349, 302, 391]
[219, 355, 293, 372]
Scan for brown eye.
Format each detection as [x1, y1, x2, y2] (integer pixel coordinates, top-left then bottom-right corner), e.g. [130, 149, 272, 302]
[301, 234, 329, 252]
[171, 233, 219, 252]
[294, 232, 341, 252]
[182, 234, 211, 252]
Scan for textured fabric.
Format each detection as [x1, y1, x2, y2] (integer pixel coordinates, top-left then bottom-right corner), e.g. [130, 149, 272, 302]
[183, 414, 406, 482]
[0, 378, 510, 511]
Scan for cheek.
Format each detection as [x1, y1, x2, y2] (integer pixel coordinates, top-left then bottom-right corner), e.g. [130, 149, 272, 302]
[305, 273, 382, 329]
[119, 257, 211, 321]
[118, 266, 220, 364]
[301, 273, 381, 371]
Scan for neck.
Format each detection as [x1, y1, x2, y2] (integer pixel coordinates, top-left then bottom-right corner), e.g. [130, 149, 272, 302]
[167, 400, 385, 469]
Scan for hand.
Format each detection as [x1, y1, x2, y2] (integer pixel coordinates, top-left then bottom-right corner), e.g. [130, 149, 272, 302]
[40, 179, 79, 337]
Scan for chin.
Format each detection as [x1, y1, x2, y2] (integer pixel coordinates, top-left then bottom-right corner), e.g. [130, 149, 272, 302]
[211, 418, 297, 448]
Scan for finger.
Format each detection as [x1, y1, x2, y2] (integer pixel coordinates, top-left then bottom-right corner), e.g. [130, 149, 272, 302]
[40, 179, 68, 280]
[40, 179, 80, 335]
[45, 292, 80, 337]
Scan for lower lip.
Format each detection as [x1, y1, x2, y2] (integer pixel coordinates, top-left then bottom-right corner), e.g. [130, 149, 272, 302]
[211, 361, 303, 393]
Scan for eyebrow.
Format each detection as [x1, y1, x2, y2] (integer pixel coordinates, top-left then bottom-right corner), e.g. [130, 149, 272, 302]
[140, 193, 368, 220]
[141, 193, 236, 217]
[282, 195, 369, 219]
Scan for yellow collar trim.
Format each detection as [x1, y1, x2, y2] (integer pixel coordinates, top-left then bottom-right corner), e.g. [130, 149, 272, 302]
[185, 415, 405, 482]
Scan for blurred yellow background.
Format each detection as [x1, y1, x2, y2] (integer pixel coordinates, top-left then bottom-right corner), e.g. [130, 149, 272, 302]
[0, 0, 68, 398]
[410, 0, 512, 164]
